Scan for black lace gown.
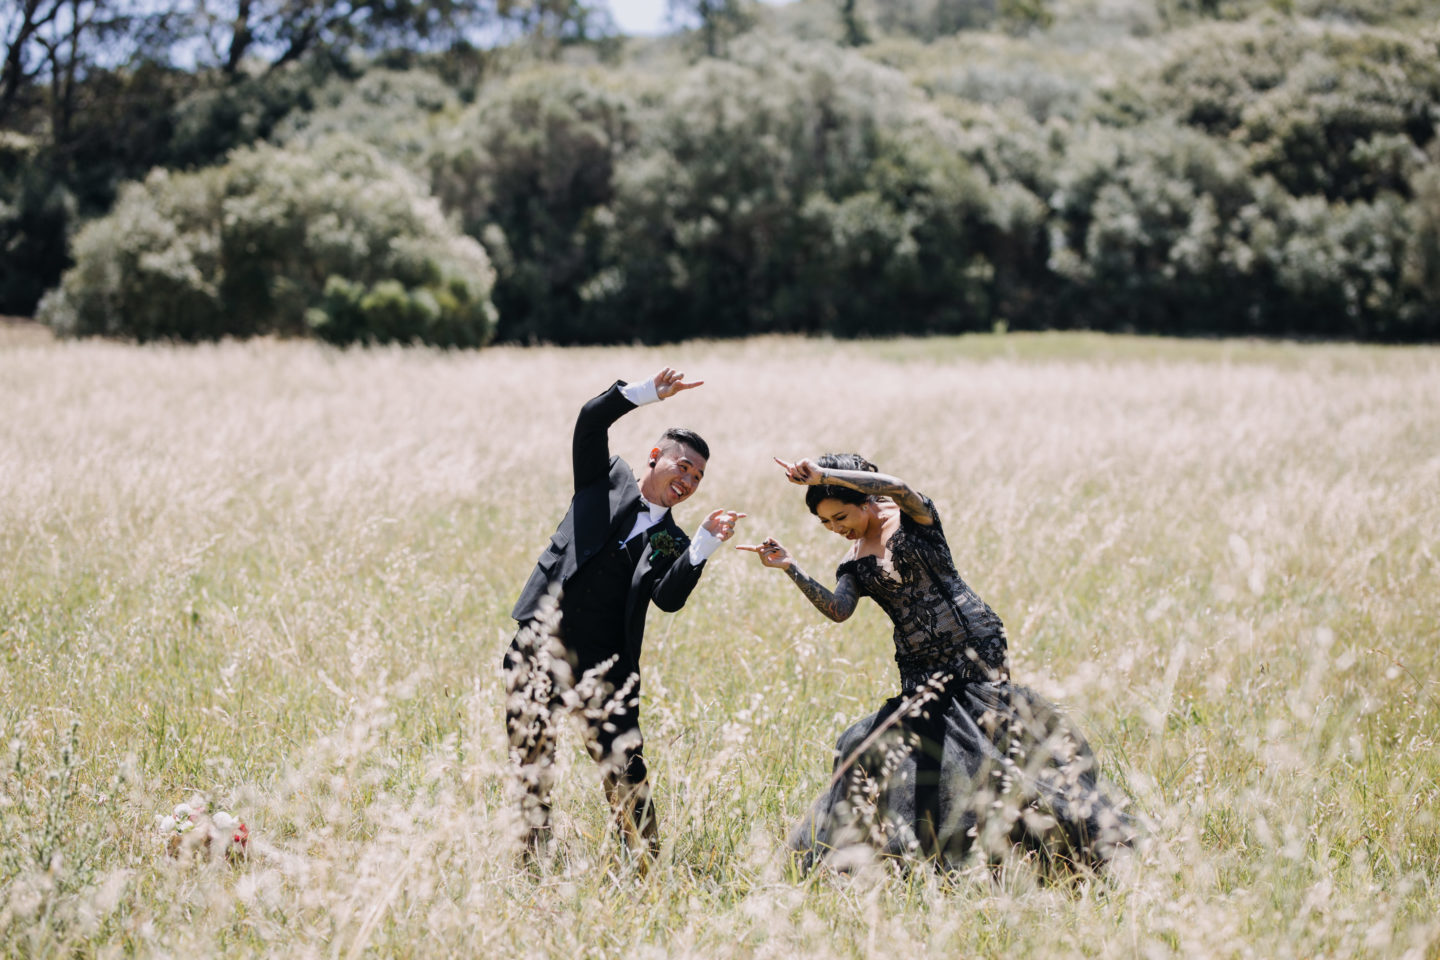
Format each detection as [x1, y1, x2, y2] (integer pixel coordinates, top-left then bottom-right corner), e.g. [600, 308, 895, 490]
[789, 497, 1133, 871]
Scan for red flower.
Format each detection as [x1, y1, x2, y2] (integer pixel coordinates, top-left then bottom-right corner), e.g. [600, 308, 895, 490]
[232, 822, 249, 848]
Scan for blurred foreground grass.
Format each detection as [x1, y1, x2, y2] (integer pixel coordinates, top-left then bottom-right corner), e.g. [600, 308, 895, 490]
[1, 332, 1437, 957]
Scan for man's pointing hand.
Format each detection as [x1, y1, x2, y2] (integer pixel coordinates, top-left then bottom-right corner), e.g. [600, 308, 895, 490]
[654, 367, 704, 400]
[703, 509, 746, 542]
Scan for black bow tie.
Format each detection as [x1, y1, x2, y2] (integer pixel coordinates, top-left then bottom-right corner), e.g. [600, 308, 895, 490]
[619, 498, 646, 538]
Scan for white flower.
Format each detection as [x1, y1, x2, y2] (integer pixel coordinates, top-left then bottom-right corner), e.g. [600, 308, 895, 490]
[160, 816, 176, 833]
[174, 803, 193, 819]
[213, 812, 235, 830]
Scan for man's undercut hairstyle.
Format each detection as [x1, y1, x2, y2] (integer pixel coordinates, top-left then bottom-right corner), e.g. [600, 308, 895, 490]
[659, 427, 709, 462]
[806, 452, 879, 515]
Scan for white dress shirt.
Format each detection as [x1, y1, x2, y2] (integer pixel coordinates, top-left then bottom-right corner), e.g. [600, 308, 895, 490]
[619, 378, 722, 566]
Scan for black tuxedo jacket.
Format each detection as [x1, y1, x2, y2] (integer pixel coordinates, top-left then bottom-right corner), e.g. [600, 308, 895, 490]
[511, 381, 707, 666]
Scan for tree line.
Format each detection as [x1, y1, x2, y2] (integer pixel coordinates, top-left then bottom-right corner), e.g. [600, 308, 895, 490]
[4, 0, 1439, 344]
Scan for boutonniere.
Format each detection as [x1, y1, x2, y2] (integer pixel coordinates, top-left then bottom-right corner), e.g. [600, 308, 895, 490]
[648, 529, 682, 562]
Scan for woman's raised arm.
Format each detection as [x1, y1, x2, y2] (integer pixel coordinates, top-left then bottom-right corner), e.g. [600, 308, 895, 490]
[774, 457, 934, 526]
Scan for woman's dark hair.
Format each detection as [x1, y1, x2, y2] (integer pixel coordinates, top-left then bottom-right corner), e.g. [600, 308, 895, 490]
[805, 452, 879, 515]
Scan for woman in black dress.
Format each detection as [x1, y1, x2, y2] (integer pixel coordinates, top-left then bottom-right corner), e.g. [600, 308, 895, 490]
[739, 454, 1132, 872]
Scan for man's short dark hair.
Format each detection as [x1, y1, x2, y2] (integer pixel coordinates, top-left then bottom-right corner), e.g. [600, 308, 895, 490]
[660, 427, 709, 462]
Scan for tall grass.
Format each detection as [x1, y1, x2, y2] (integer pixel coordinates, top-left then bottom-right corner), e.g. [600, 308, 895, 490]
[1, 331, 1436, 957]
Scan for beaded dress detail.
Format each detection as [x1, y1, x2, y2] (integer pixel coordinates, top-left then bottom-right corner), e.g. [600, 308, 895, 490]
[837, 497, 1007, 693]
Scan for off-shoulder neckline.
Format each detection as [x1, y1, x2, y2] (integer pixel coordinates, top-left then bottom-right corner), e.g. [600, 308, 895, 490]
[837, 500, 941, 574]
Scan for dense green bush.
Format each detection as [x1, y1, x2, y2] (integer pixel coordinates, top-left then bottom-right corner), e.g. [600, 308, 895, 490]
[1043, 121, 1438, 338]
[1, 62, 196, 317]
[37, 138, 496, 345]
[428, 69, 637, 342]
[1037, 20, 1440, 337]
[1144, 22, 1440, 201]
[0, 135, 75, 317]
[164, 59, 349, 172]
[581, 40, 1012, 340]
[416, 28, 1439, 343]
[276, 68, 462, 173]
[1045, 122, 1261, 331]
[589, 41, 921, 340]
[14, 1, 1440, 343]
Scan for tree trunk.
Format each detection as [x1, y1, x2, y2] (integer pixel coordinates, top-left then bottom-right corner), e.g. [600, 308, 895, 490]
[268, 17, 318, 72]
[0, 0, 62, 127]
[699, 0, 717, 57]
[224, 0, 253, 76]
[54, 0, 84, 149]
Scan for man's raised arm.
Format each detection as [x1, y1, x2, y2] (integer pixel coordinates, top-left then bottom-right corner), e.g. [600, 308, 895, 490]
[571, 367, 703, 491]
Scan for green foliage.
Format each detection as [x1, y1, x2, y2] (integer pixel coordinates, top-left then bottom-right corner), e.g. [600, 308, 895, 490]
[1191, 0, 1440, 22]
[37, 138, 496, 345]
[582, 40, 1002, 340]
[428, 69, 637, 342]
[977, 66, 1082, 123]
[1257, 186, 1429, 338]
[1300, 0, 1440, 21]
[419, 26, 1438, 343]
[997, 0, 1053, 30]
[798, 135, 1002, 335]
[1402, 165, 1440, 319]
[165, 57, 350, 172]
[837, 0, 871, 45]
[870, 0, 1052, 38]
[1044, 120, 1438, 338]
[0, 724, 104, 908]
[1047, 122, 1262, 331]
[1028, 20, 1440, 338]
[10, 0, 1440, 343]
[1145, 21, 1440, 200]
[668, 0, 756, 57]
[276, 68, 463, 173]
[0, 135, 75, 317]
[873, 0, 989, 36]
[0, 61, 195, 317]
[600, 44, 879, 337]
[603, 43, 901, 338]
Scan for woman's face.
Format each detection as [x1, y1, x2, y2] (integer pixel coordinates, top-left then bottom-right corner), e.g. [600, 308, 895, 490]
[814, 497, 872, 541]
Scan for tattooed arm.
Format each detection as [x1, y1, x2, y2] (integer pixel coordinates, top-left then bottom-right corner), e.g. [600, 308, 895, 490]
[785, 565, 861, 623]
[774, 457, 935, 526]
[736, 538, 861, 622]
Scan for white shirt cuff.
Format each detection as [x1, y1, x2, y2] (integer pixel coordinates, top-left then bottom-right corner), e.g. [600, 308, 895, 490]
[688, 527, 723, 565]
[620, 378, 660, 407]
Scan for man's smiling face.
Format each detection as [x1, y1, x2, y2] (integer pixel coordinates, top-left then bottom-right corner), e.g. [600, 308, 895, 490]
[639, 439, 706, 508]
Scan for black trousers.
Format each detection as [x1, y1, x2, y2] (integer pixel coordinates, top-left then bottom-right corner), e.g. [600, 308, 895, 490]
[503, 620, 654, 850]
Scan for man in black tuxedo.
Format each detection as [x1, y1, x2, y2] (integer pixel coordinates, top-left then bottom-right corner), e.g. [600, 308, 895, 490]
[504, 366, 744, 859]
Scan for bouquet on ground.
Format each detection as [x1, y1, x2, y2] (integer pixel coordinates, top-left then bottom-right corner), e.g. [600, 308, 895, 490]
[157, 798, 249, 861]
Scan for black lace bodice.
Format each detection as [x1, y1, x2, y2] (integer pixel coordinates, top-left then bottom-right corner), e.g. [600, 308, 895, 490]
[837, 497, 1009, 693]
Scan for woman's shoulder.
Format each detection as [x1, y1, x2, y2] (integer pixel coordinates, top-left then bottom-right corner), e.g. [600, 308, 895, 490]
[898, 492, 943, 530]
[834, 555, 868, 588]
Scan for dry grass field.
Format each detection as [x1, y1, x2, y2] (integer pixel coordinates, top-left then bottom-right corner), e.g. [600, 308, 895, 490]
[1, 328, 1437, 958]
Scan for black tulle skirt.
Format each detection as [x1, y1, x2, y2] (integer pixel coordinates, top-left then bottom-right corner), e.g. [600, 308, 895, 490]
[789, 677, 1134, 872]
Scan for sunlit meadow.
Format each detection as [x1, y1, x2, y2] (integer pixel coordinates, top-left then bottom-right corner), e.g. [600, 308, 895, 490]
[1, 328, 1437, 958]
